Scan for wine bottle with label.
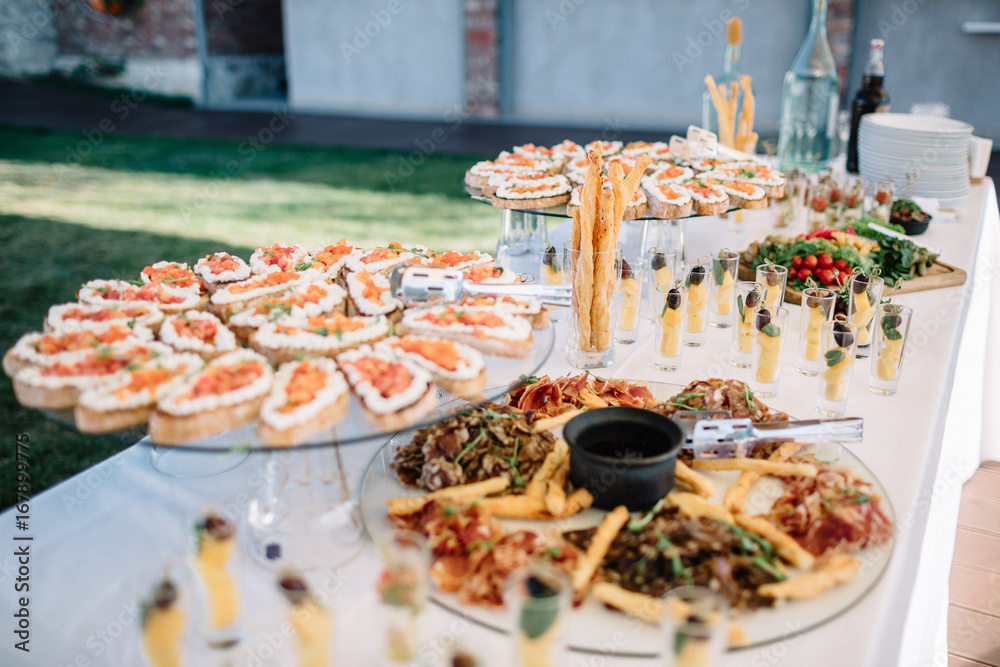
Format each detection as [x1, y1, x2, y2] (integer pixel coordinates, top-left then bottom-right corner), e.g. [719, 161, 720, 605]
[846, 39, 890, 174]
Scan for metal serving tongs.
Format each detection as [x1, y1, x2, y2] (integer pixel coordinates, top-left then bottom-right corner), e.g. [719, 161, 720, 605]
[389, 264, 572, 308]
[687, 416, 864, 459]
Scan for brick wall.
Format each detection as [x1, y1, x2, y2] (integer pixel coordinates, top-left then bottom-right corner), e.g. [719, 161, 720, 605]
[464, 0, 498, 118]
[202, 0, 284, 56]
[52, 0, 196, 58]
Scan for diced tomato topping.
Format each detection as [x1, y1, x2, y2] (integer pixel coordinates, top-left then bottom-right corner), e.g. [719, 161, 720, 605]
[418, 308, 506, 338]
[257, 244, 299, 269]
[464, 265, 503, 283]
[172, 316, 218, 342]
[395, 339, 462, 372]
[310, 240, 354, 270]
[658, 165, 685, 179]
[143, 264, 199, 289]
[35, 326, 133, 355]
[42, 346, 155, 377]
[279, 363, 328, 413]
[227, 271, 298, 295]
[723, 181, 758, 196]
[348, 357, 412, 398]
[116, 367, 175, 399]
[656, 184, 684, 200]
[202, 253, 243, 275]
[186, 361, 265, 398]
[683, 183, 719, 199]
[355, 271, 387, 306]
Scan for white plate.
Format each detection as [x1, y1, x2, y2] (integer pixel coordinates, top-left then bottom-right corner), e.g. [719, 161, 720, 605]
[862, 113, 973, 136]
[359, 383, 895, 654]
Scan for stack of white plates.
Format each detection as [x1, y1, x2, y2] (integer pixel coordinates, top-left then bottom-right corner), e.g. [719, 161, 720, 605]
[859, 113, 972, 202]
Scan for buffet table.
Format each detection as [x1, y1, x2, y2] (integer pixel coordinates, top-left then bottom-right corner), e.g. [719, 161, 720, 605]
[1, 180, 996, 667]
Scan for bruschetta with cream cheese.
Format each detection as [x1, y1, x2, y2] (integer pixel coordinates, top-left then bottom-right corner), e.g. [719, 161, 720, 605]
[336, 346, 437, 430]
[257, 357, 350, 447]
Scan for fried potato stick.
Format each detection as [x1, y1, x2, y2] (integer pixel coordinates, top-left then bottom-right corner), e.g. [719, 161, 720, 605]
[591, 581, 663, 625]
[532, 408, 582, 433]
[386, 476, 510, 516]
[735, 514, 815, 571]
[675, 460, 715, 499]
[572, 505, 629, 597]
[666, 492, 735, 525]
[590, 188, 617, 351]
[691, 458, 818, 478]
[545, 480, 567, 517]
[757, 554, 861, 599]
[724, 442, 804, 514]
[561, 487, 593, 516]
[526, 438, 568, 500]
[478, 495, 548, 519]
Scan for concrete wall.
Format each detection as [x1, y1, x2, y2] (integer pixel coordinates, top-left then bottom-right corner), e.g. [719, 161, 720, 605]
[282, 0, 465, 117]
[506, 0, 810, 133]
[852, 0, 1000, 141]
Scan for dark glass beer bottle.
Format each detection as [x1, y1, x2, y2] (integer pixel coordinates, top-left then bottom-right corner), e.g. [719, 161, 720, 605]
[847, 39, 890, 174]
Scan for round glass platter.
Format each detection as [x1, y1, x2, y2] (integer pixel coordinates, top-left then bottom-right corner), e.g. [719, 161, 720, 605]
[464, 182, 740, 221]
[359, 381, 895, 655]
[37, 325, 554, 452]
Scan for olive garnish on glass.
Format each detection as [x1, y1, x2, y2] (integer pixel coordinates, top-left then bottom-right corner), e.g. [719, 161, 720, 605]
[667, 287, 683, 310]
[832, 320, 855, 349]
[621, 259, 633, 281]
[541, 244, 557, 267]
[755, 308, 772, 331]
[852, 273, 870, 294]
[688, 264, 707, 286]
[651, 252, 668, 272]
[744, 288, 761, 310]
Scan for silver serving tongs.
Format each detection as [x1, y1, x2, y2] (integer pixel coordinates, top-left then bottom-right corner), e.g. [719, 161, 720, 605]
[690, 417, 864, 459]
[389, 264, 572, 308]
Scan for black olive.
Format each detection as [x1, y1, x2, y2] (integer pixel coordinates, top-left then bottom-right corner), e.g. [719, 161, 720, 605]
[651, 252, 667, 272]
[852, 273, 870, 294]
[152, 579, 178, 609]
[755, 308, 771, 330]
[833, 320, 855, 348]
[202, 514, 235, 539]
[688, 265, 707, 286]
[621, 259, 633, 281]
[541, 244, 557, 267]
[526, 575, 556, 598]
[667, 287, 682, 310]
[744, 289, 761, 309]
[884, 314, 902, 330]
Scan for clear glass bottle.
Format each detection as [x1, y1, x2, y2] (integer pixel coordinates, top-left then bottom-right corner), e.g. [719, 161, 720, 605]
[702, 18, 742, 136]
[777, 0, 840, 171]
[847, 39, 890, 173]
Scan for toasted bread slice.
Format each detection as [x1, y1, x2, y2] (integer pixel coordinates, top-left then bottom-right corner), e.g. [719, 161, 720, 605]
[337, 347, 437, 430]
[257, 358, 350, 447]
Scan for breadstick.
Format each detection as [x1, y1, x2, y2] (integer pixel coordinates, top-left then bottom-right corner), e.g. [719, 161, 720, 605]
[704, 75, 728, 140]
[609, 158, 626, 244]
[666, 491, 735, 524]
[560, 487, 594, 517]
[526, 438, 568, 500]
[691, 458, 818, 478]
[757, 555, 860, 599]
[728, 81, 739, 146]
[575, 148, 602, 352]
[572, 505, 629, 597]
[571, 208, 582, 255]
[590, 188, 616, 351]
[739, 75, 755, 152]
[545, 480, 567, 517]
[675, 460, 715, 499]
[618, 154, 652, 241]
[735, 514, 815, 571]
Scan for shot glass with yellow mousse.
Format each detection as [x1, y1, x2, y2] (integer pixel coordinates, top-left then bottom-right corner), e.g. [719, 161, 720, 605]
[817, 319, 860, 416]
[192, 512, 243, 648]
[731, 281, 763, 368]
[615, 259, 644, 344]
[507, 562, 571, 667]
[278, 571, 333, 667]
[749, 306, 788, 398]
[644, 248, 678, 322]
[683, 262, 711, 346]
[709, 250, 739, 328]
[377, 530, 430, 663]
[848, 273, 885, 358]
[870, 303, 912, 396]
[795, 286, 837, 376]
[141, 574, 186, 667]
[539, 244, 565, 322]
[755, 262, 788, 311]
[655, 283, 687, 371]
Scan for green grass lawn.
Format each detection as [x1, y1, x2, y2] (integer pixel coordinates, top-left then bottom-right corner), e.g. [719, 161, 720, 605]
[0, 125, 498, 509]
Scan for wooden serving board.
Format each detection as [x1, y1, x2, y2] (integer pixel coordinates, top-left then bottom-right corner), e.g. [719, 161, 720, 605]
[737, 260, 967, 305]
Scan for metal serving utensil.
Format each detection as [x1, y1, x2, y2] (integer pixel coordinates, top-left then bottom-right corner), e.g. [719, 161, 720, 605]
[389, 264, 572, 308]
[686, 417, 864, 459]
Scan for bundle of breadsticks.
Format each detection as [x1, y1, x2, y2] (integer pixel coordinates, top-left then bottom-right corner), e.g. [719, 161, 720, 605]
[704, 73, 757, 153]
[569, 146, 652, 353]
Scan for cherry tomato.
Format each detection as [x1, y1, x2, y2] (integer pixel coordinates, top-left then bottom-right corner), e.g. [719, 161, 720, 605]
[818, 254, 834, 269]
[829, 188, 842, 203]
[839, 270, 853, 285]
[791, 256, 803, 269]
[818, 268, 835, 285]
[833, 258, 849, 271]
[876, 191, 890, 205]
[803, 255, 819, 270]
[797, 267, 812, 282]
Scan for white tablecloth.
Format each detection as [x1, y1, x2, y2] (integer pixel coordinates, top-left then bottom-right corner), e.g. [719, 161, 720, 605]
[1, 181, 997, 667]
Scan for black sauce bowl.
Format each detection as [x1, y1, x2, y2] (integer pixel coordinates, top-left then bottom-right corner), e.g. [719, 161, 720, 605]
[563, 407, 683, 512]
